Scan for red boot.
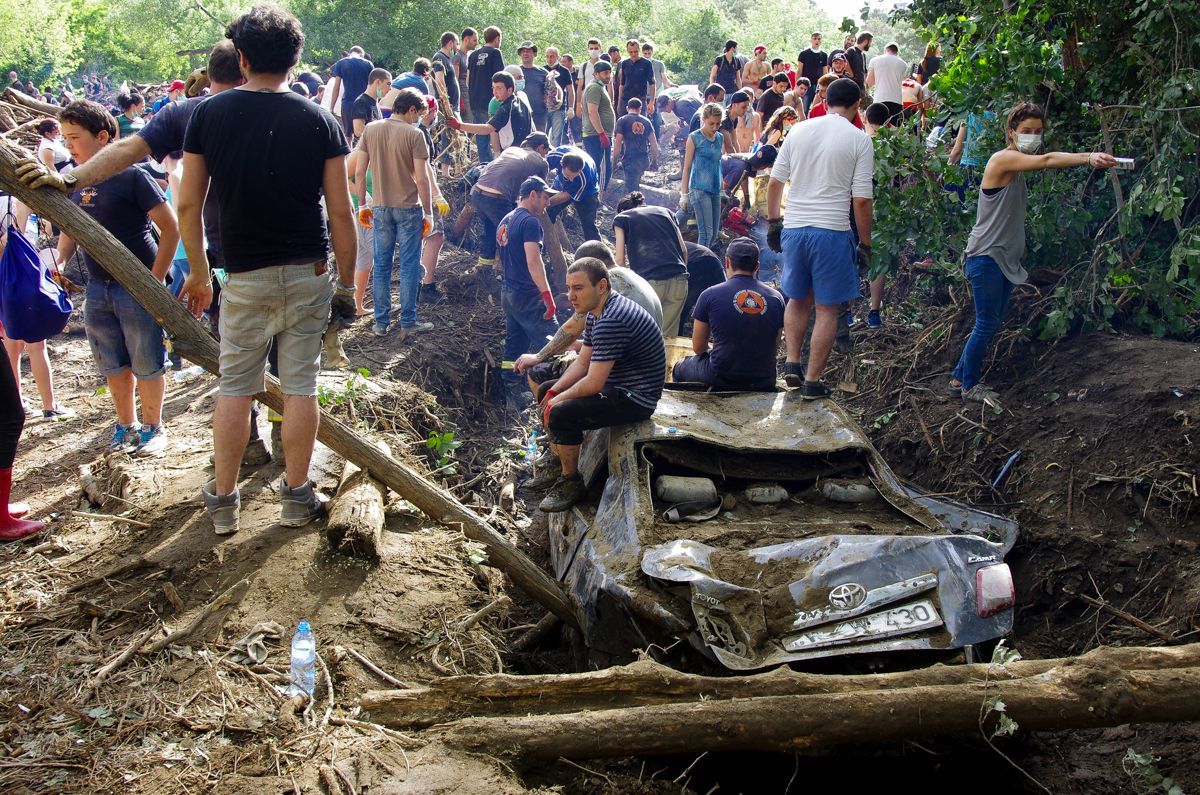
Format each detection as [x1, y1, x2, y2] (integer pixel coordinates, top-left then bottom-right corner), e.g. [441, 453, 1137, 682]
[0, 468, 43, 541]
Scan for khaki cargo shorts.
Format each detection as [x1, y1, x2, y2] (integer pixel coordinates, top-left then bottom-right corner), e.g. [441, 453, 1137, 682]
[218, 261, 333, 397]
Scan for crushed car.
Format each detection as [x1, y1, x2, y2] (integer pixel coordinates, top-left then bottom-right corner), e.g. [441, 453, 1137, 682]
[547, 387, 1018, 670]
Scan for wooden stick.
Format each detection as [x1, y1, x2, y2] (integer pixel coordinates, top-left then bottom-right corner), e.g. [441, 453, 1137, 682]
[142, 578, 250, 654]
[457, 596, 511, 633]
[510, 613, 562, 653]
[89, 624, 160, 688]
[346, 646, 413, 688]
[907, 395, 938, 456]
[1074, 591, 1174, 642]
[68, 510, 151, 528]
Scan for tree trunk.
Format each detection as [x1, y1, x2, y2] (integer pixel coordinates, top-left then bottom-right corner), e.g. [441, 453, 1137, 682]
[362, 644, 1200, 729]
[419, 648, 1200, 761]
[327, 440, 389, 561]
[2, 87, 63, 118]
[0, 141, 580, 632]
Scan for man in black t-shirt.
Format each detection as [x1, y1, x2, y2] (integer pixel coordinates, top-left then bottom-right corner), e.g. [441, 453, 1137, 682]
[616, 39, 655, 113]
[612, 98, 658, 195]
[466, 25, 505, 162]
[709, 40, 745, 94]
[756, 74, 790, 128]
[845, 32, 873, 98]
[350, 68, 391, 144]
[797, 32, 829, 111]
[431, 31, 460, 110]
[449, 71, 531, 157]
[179, 5, 358, 536]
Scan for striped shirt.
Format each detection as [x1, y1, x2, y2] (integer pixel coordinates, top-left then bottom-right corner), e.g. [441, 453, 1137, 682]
[582, 292, 665, 409]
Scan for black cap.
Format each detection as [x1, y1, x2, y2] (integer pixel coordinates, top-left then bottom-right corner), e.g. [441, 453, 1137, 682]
[522, 131, 550, 150]
[594, 60, 612, 73]
[729, 90, 751, 104]
[519, 175, 558, 198]
[518, 40, 538, 53]
[726, 236, 760, 269]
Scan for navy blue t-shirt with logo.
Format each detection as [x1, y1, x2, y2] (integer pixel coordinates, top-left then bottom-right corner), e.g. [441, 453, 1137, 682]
[497, 206, 544, 300]
[692, 273, 784, 382]
[70, 166, 166, 282]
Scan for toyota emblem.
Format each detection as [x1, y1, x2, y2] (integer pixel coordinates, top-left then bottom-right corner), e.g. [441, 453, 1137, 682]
[829, 583, 867, 610]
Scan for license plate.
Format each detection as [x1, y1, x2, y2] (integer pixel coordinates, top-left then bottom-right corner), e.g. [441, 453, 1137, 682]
[784, 600, 942, 651]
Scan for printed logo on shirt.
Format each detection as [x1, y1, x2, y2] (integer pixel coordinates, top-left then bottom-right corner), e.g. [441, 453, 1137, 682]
[79, 187, 99, 207]
[630, 120, 647, 136]
[733, 289, 767, 315]
[496, 221, 510, 248]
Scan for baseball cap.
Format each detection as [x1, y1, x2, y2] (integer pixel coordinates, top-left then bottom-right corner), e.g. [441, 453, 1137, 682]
[831, 50, 847, 62]
[169, 80, 186, 91]
[518, 40, 538, 53]
[522, 131, 550, 149]
[753, 45, 767, 54]
[594, 60, 612, 73]
[519, 175, 558, 198]
[729, 90, 751, 104]
[726, 237, 760, 268]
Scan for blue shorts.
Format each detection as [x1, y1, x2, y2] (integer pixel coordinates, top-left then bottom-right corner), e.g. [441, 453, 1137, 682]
[84, 279, 168, 379]
[780, 226, 859, 305]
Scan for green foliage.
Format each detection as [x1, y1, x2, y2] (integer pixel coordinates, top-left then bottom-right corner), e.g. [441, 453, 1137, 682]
[426, 429, 462, 476]
[895, 0, 1200, 340]
[1124, 748, 1185, 795]
[316, 368, 369, 408]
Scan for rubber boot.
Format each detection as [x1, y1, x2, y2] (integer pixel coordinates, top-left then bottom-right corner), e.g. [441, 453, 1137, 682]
[0, 468, 44, 541]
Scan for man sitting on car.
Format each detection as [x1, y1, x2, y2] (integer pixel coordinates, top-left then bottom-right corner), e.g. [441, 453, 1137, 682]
[538, 257, 665, 513]
[672, 237, 784, 391]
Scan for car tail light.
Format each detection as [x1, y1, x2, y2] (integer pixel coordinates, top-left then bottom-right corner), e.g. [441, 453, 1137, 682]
[976, 564, 1015, 618]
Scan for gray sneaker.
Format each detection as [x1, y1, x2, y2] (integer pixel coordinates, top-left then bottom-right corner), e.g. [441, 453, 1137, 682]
[372, 323, 389, 337]
[202, 480, 241, 535]
[279, 479, 328, 527]
[962, 383, 1002, 408]
[397, 321, 434, 342]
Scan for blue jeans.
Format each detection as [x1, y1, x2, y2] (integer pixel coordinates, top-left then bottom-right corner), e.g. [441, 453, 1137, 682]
[502, 289, 558, 387]
[747, 219, 781, 283]
[952, 255, 1014, 390]
[690, 189, 720, 248]
[371, 206, 424, 329]
[547, 109, 568, 146]
[581, 135, 612, 189]
[167, 257, 189, 299]
[472, 106, 493, 163]
[84, 279, 168, 379]
[469, 189, 516, 260]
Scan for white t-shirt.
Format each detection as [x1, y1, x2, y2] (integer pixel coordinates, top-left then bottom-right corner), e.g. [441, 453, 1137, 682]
[770, 114, 873, 231]
[867, 53, 909, 105]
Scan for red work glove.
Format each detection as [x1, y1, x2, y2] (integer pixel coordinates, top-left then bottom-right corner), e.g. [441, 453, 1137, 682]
[541, 388, 558, 429]
[541, 290, 556, 320]
[446, 116, 462, 131]
[599, 131, 610, 149]
[357, 207, 374, 228]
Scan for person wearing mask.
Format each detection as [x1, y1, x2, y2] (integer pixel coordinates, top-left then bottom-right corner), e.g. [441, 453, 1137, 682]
[581, 60, 615, 189]
[709, 40, 745, 95]
[612, 97, 659, 195]
[765, 78, 873, 399]
[349, 68, 391, 144]
[538, 257, 665, 512]
[866, 43, 908, 124]
[179, 5, 357, 534]
[680, 103, 725, 249]
[613, 191, 689, 335]
[466, 26, 505, 163]
[949, 102, 1116, 405]
[329, 46, 374, 139]
[797, 32, 829, 111]
[672, 237, 784, 390]
[116, 92, 146, 137]
[545, 47, 575, 146]
[546, 146, 601, 241]
[153, 80, 186, 113]
[466, 132, 551, 268]
[845, 32, 873, 98]
[517, 41, 550, 132]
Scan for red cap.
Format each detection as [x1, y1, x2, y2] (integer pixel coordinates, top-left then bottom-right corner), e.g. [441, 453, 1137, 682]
[754, 45, 767, 53]
[169, 80, 186, 91]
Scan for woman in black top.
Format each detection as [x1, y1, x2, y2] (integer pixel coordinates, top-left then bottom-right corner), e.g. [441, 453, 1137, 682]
[917, 43, 942, 85]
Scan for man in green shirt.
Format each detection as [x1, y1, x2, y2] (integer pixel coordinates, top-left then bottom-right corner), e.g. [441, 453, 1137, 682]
[582, 60, 615, 189]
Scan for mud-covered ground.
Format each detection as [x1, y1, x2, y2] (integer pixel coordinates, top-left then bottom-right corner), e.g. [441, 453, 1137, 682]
[0, 142, 1197, 793]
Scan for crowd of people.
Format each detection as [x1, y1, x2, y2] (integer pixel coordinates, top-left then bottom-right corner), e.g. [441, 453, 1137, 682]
[0, 2, 1120, 533]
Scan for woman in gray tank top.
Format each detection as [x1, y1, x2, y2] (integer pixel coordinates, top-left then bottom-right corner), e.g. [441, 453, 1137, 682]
[949, 102, 1117, 406]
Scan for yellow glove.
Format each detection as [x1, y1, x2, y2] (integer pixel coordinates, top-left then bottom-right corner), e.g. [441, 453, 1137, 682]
[434, 197, 450, 217]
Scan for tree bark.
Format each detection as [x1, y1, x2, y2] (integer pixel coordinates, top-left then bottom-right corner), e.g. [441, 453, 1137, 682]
[327, 440, 389, 561]
[2, 87, 63, 118]
[362, 644, 1200, 729]
[0, 141, 580, 631]
[419, 649, 1200, 761]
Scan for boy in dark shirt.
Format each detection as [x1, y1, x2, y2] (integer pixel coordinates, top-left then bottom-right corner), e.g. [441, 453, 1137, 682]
[54, 100, 178, 457]
[349, 68, 391, 144]
[466, 26, 505, 162]
[612, 98, 659, 195]
[673, 237, 784, 390]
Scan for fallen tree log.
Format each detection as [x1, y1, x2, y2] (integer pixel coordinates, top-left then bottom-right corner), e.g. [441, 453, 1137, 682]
[327, 439, 390, 560]
[423, 653, 1200, 761]
[2, 87, 62, 119]
[362, 643, 1200, 729]
[0, 140, 580, 631]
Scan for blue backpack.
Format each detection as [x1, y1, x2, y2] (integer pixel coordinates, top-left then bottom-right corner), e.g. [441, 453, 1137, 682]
[0, 223, 72, 343]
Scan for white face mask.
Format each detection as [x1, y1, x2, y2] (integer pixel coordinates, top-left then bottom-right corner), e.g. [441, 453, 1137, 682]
[515, 79, 526, 91]
[589, 49, 600, 58]
[811, 43, 821, 51]
[1015, 133, 1043, 153]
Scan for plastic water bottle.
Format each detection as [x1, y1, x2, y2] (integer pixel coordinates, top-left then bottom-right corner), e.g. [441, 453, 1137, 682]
[524, 431, 538, 459]
[289, 620, 316, 697]
[172, 364, 205, 382]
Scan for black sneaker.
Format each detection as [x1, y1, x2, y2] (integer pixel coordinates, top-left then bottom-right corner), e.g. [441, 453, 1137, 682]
[419, 283, 446, 304]
[538, 474, 586, 513]
[782, 362, 805, 389]
[801, 380, 833, 400]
